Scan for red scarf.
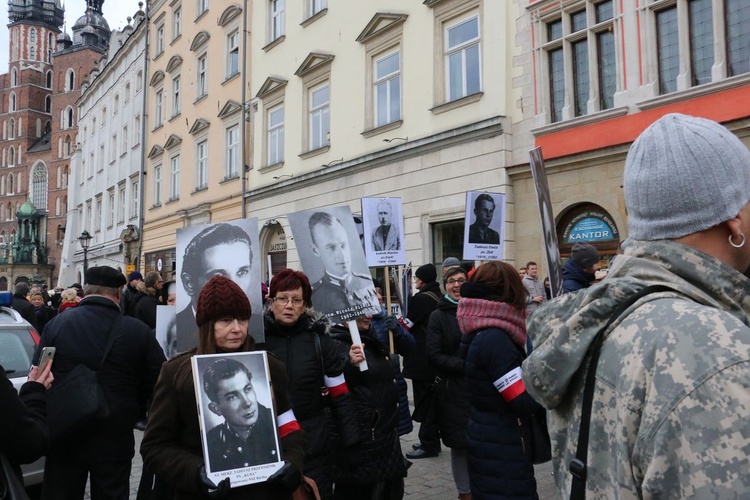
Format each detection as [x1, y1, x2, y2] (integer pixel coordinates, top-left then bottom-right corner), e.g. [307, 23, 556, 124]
[457, 297, 527, 349]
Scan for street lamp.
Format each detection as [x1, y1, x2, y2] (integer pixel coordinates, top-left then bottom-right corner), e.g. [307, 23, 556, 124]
[78, 230, 92, 282]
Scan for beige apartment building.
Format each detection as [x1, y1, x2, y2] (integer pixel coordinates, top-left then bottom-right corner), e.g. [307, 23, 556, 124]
[140, 0, 246, 276]
[246, 0, 523, 278]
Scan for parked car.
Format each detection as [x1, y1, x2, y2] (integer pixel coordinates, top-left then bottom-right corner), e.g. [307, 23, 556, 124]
[0, 290, 45, 486]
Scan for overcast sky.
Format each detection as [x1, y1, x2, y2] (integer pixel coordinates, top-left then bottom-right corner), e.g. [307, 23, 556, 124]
[1, 0, 141, 74]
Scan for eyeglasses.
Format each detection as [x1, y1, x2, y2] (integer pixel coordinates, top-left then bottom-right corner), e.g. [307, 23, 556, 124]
[272, 296, 305, 307]
[446, 278, 466, 286]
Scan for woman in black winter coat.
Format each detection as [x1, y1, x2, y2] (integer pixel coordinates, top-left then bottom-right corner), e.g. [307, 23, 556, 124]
[258, 269, 361, 500]
[458, 261, 543, 500]
[426, 267, 471, 500]
[1, 361, 54, 482]
[330, 315, 407, 500]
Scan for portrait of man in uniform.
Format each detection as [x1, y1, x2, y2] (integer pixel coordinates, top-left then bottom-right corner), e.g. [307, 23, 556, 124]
[468, 193, 501, 244]
[288, 206, 379, 323]
[200, 357, 279, 472]
[372, 199, 400, 251]
[176, 221, 264, 350]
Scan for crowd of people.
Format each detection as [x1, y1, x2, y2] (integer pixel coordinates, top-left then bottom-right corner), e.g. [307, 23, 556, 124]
[2, 113, 749, 499]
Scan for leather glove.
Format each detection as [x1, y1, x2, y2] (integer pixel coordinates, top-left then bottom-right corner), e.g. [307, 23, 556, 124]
[385, 315, 401, 334]
[267, 461, 301, 492]
[198, 465, 231, 499]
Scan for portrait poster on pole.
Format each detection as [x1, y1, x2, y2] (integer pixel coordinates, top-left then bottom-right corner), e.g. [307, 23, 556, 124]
[462, 191, 506, 261]
[529, 147, 563, 298]
[287, 206, 380, 324]
[192, 351, 283, 488]
[155, 305, 177, 359]
[362, 197, 406, 267]
[175, 219, 264, 351]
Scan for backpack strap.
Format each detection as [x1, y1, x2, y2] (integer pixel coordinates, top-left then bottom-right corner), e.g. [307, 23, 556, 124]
[569, 284, 676, 500]
[423, 291, 440, 304]
[98, 315, 123, 369]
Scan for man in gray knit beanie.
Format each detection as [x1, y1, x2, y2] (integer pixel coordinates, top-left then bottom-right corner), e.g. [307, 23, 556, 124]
[524, 113, 750, 498]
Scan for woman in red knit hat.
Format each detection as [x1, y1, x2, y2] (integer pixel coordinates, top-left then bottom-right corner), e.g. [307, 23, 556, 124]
[140, 275, 307, 499]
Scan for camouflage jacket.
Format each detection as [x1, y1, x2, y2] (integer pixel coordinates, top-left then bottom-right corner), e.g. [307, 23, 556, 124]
[523, 239, 750, 498]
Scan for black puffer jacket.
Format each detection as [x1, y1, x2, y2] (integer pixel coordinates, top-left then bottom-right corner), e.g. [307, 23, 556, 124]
[134, 283, 160, 329]
[402, 281, 442, 380]
[330, 327, 407, 486]
[259, 311, 360, 457]
[426, 296, 469, 449]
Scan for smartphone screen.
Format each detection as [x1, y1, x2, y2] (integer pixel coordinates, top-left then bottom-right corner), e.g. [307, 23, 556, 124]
[38, 347, 56, 372]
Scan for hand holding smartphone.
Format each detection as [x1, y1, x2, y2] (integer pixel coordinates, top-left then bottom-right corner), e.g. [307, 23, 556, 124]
[38, 346, 56, 372]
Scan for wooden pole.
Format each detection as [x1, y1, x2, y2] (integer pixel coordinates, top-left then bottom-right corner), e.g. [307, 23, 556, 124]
[384, 265, 394, 354]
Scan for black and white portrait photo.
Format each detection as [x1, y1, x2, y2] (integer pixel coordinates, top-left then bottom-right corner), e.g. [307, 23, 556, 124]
[463, 191, 506, 261]
[176, 220, 264, 351]
[362, 197, 406, 267]
[287, 206, 380, 324]
[192, 352, 283, 487]
[155, 305, 177, 359]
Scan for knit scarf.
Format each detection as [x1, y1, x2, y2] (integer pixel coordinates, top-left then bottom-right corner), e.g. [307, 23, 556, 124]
[457, 297, 528, 349]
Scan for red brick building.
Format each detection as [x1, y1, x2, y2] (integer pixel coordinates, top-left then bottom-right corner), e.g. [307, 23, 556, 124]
[0, 0, 109, 289]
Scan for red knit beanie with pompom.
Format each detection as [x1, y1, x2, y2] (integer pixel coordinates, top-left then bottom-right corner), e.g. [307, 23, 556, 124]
[195, 275, 252, 327]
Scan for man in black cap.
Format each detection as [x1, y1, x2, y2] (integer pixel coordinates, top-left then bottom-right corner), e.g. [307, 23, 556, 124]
[35, 266, 166, 500]
[401, 263, 443, 459]
[120, 271, 143, 316]
[562, 242, 601, 293]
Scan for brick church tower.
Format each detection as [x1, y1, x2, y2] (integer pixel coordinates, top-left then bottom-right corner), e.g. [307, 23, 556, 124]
[0, 0, 109, 290]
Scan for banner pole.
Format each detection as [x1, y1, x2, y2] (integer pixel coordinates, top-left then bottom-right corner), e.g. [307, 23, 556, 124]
[347, 320, 368, 371]
[384, 266, 394, 354]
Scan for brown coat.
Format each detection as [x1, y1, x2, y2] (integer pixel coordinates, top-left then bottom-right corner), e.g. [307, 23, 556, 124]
[140, 349, 306, 499]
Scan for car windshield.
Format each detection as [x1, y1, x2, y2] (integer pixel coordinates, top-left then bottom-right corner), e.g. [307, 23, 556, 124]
[0, 329, 35, 378]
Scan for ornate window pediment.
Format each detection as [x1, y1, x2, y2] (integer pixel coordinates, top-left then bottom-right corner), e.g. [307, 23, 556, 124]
[166, 55, 183, 73]
[163, 134, 182, 149]
[219, 5, 242, 26]
[150, 70, 165, 87]
[255, 77, 288, 99]
[218, 100, 242, 118]
[294, 52, 335, 78]
[190, 31, 210, 51]
[356, 13, 408, 43]
[188, 118, 210, 135]
[148, 145, 164, 159]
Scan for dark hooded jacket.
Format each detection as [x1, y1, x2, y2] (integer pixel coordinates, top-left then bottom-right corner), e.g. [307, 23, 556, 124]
[329, 325, 407, 486]
[134, 282, 160, 329]
[425, 295, 469, 449]
[402, 280, 442, 380]
[259, 309, 362, 498]
[562, 258, 595, 293]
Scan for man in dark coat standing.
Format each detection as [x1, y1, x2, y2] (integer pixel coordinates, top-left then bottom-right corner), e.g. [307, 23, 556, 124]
[561, 242, 601, 293]
[401, 263, 442, 459]
[12, 282, 39, 331]
[119, 271, 142, 316]
[35, 266, 166, 500]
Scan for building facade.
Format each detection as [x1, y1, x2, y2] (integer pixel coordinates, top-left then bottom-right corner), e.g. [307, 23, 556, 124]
[58, 7, 146, 286]
[139, 0, 247, 278]
[510, 0, 750, 272]
[0, 0, 63, 290]
[245, 0, 521, 279]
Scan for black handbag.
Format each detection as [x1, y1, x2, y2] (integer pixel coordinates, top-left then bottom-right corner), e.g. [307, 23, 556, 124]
[411, 376, 441, 425]
[527, 411, 552, 464]
[0, 451, 30, 500]
[46, 316, 122, 444]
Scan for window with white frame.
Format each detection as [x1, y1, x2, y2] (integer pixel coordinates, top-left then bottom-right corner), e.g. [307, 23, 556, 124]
[197, 0, 208, 17]
[155, 89, 164, 127]
[309, 84, 329, 151]
[118, 183, 126, 222]
[172, 76, 181, 116]
[134, 115, 141, 146]
[197, 54, 207, 98]
[227, 30, 239, 78]
[268, 105, 284, 165]
[122, 126, 128, 153]
[445, 15, 481, 102]
[153, 164, 162, 206]
[125, 83, 131, 103]
[131, 179, 139, 218]
[169, 155, 180, 200]
[310, 0, 326, 17]
[225, 125, 239, 179]
[95, 196, 102, 231]
[114, 94, 120, 114]
[110, 133, 117, 162]
[9, 93, 15, 112]
[173, 7, 182, 40]
[271, 0, 285, 40]
[541, 0, 616, 123]
[98, 145, 104, 172]
[726, 0, 750, 77]
[374, 50, 401, 127]
[107, 189, 114, 227]
[195, 140, 208, 190]
[156, 24, 165, 55]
